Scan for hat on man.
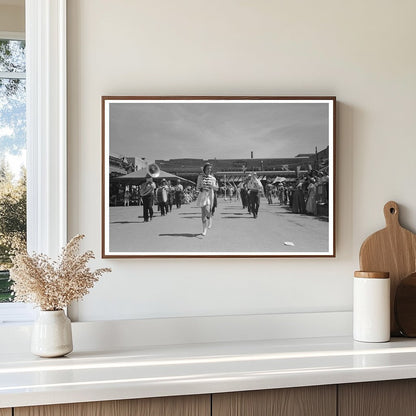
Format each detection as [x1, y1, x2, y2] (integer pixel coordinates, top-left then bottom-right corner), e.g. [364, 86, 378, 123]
[202, 162, 212, 173]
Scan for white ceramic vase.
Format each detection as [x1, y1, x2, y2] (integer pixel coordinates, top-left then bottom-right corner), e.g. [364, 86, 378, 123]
[31, 310, 73, 357]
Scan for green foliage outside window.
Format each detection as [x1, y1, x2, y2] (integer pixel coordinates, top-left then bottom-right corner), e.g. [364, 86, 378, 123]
[0, 39, 27, 302]
[0, 162, 26, 302]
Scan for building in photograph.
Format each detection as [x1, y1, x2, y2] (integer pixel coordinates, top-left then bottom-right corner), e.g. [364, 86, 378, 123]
[155, 146, 329, 182]
[110, 153, 149, 177]
[109, 154, 149, 206]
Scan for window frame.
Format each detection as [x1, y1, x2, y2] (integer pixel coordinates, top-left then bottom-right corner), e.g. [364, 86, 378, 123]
[0, 31, 25, 41]
[0, 0, 67, 324]
[26, 0, 67, 258]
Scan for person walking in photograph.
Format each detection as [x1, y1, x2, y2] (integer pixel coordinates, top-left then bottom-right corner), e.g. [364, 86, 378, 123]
[156, 179, 169, 216]
[196, 162, 218, 236]
[247, 173, 264, 218]
[265, 179, 274, 205]
[123, 186, 130, 207]
[139, 174, 156, 222]
[240, 182, 248, 209]
[175, 179, 184, 208]
[167, 180, 174, 212]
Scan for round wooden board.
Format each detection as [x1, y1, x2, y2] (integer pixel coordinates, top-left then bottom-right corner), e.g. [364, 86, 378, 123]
[359, 201, 416, 335]
[395, 272, 416, 337]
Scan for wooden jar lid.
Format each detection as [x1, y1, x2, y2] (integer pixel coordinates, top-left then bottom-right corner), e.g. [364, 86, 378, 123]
[354, 271, 390, 279]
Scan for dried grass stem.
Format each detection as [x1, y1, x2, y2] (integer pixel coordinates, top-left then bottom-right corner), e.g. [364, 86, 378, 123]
[10, 234, 111, 310]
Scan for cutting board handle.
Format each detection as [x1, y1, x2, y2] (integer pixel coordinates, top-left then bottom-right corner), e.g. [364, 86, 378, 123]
[384, 201, 400, 228]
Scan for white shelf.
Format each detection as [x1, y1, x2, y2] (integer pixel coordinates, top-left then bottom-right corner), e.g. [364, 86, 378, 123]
[2, 336, 416, 408]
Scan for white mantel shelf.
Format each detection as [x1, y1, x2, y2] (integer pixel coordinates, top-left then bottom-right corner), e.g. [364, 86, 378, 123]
[2, 336, 416, 408]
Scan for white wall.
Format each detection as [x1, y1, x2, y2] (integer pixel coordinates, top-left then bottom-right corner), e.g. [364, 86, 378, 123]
[0, 4, 24, 33]
[67, 0, 416, 322]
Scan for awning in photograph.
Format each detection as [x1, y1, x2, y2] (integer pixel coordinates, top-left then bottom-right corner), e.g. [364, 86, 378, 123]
[272, 176, 287, 184]
[110, 166, 128, 175]
[111, 168, 195, 185]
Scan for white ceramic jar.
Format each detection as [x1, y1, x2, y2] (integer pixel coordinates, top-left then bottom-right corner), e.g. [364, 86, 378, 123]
[31, 310, 73, 357]
[353, 271, 390, 343]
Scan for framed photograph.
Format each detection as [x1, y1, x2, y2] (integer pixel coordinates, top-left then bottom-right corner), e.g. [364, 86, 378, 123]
[102, 96, 336, 258]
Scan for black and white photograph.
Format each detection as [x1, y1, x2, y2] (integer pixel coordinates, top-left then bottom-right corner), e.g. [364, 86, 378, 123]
[102, 97, 335, 257]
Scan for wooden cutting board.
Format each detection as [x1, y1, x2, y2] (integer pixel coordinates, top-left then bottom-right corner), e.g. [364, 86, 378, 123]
[359, 201, 416, 335]
[395, 272, 416, 337]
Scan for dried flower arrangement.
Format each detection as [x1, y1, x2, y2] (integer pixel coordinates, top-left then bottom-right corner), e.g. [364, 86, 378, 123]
[10, 234, 111, 311]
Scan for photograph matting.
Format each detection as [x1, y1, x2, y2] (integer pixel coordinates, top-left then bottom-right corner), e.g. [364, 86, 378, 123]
[102, 96, 336, 258]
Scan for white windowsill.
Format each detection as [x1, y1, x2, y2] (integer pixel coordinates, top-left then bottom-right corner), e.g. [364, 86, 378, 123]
[0, 303, 36, 325]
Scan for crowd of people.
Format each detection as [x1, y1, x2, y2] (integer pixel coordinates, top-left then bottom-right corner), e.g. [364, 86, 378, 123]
[121, 179, 197, 209]
[118, 165, 329, 235]
[210, 170, 329, 219]
[269, 171, 329, 216]
[134, 163, 219, 235]
[134, 175, 198, 222]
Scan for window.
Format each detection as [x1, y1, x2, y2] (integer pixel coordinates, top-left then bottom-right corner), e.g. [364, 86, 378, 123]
[0, 35, 26, 307]
[0, 0, 67, 324]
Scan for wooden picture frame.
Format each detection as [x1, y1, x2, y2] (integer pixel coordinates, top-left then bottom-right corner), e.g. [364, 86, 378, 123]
[102, 96, 336, 258]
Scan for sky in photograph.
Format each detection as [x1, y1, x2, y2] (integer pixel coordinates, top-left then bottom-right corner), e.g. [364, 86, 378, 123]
[109, 101, 330, 162]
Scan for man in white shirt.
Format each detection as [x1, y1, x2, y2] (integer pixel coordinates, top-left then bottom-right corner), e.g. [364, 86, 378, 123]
[247, 173, 264, 219]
